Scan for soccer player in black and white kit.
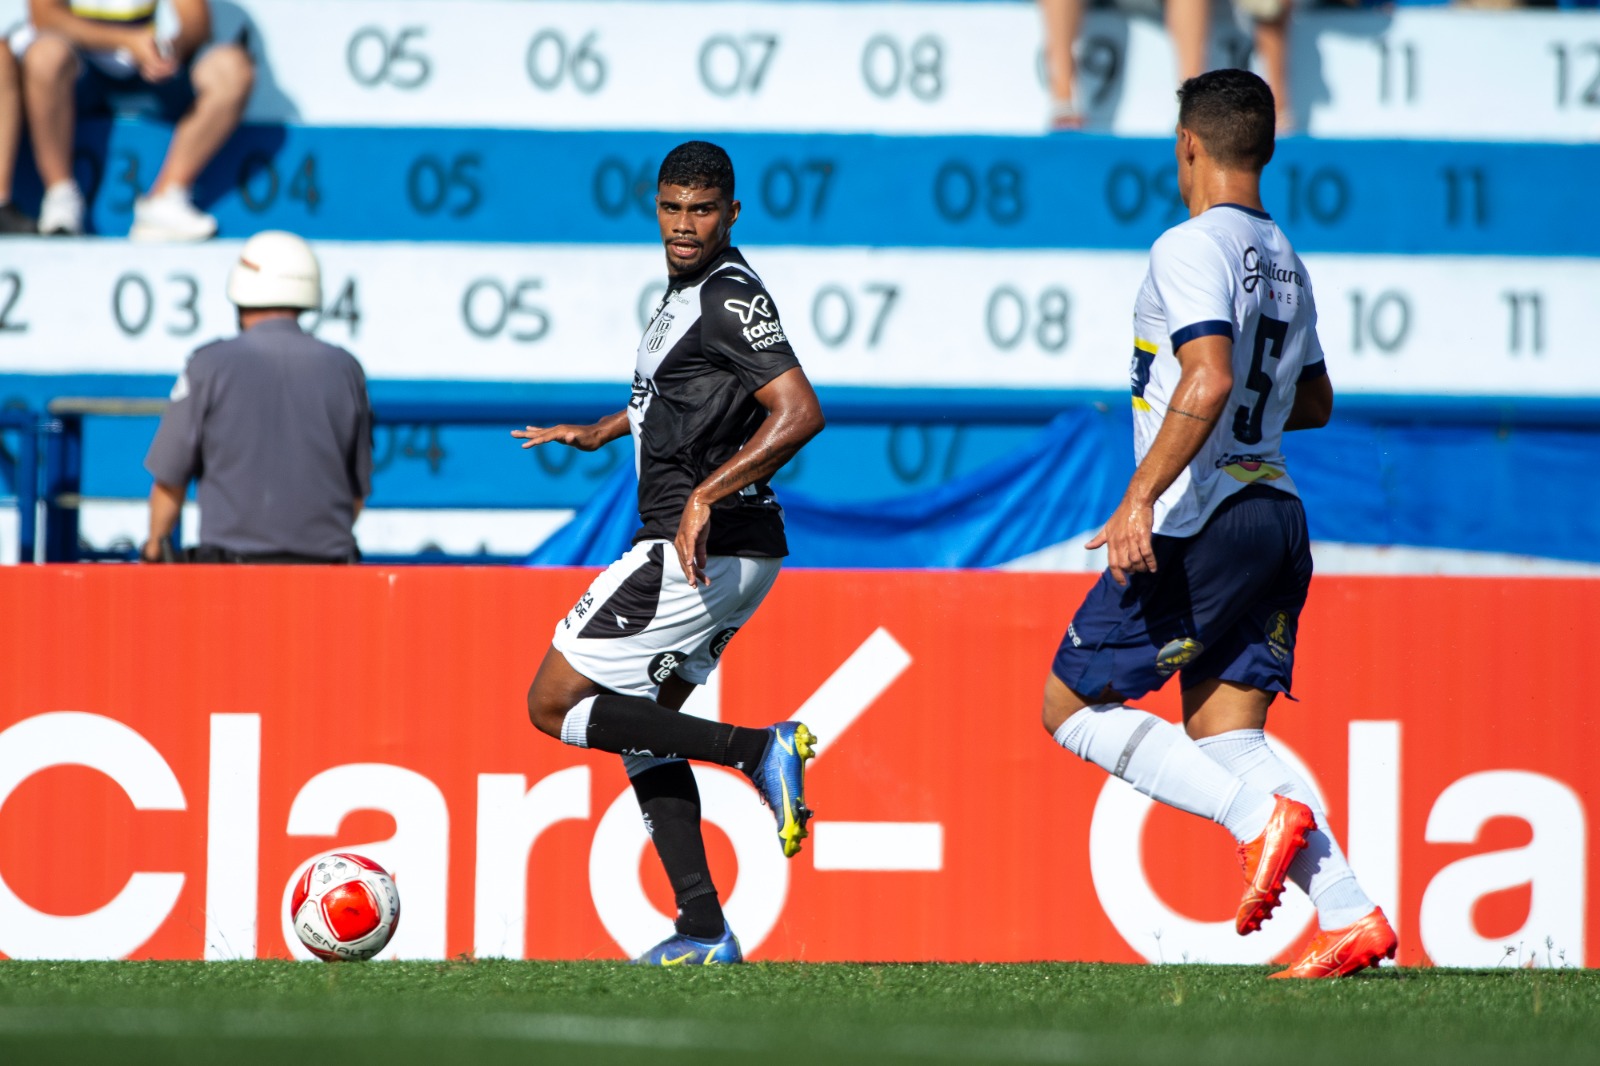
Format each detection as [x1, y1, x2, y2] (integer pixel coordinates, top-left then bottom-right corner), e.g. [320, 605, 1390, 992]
[513, 142, 825, 966]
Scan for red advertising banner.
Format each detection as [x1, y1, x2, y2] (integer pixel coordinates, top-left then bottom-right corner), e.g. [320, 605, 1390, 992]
[0, 567, 1594, 967]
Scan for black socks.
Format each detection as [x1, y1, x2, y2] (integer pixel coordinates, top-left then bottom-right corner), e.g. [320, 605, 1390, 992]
[631, 761, 724, 939]
[589, 693, 781, 941]
[588, 693, 769, 776]
[725, 726, 769, 773]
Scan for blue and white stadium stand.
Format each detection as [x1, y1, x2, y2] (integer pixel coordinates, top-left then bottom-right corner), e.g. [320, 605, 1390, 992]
[1, 1, 1597, 570]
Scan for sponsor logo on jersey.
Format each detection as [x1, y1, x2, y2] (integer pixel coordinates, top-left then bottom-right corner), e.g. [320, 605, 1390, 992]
[1265, 610, 1294, 662]
[709, 627, 740, 659]
[723, 294, 773, 324]
[1216, 452, 1286, 483]
[724, 294, 788, 349]
[726, 292, 774, 321]
[645, 310, 675, 353]
[741, 318, 786, 347]
[629, 371, 658, 411]
[1067, 623, 1083, 648]
[648, 650, 688, 685]
[1242, 246, 1304, 295]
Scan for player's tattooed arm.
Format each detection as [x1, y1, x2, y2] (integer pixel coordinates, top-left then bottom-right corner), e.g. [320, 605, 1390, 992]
[512, 409, 630, 452]
[675, 367, 825, 586]
[1091, 334, 1233, 585]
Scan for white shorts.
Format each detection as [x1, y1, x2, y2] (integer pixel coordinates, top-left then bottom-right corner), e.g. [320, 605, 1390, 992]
[552, 539, 782, 698]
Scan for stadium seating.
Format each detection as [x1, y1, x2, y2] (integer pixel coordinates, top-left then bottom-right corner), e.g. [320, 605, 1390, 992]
[1, 1, 1597, 566]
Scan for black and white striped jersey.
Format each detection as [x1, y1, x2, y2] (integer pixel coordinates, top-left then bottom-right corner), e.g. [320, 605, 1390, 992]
[628, 247, 801, 558]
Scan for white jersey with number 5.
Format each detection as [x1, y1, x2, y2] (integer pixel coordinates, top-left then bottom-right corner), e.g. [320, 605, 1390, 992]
[1129, 202, 1327, 538]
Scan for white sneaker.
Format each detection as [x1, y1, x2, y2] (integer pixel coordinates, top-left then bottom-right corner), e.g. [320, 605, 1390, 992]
[38, 180, 85, 236]
[130, 187, 217, 242]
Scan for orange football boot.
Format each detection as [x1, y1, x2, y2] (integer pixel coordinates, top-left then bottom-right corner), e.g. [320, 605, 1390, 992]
[1235, 795, 1316, 935]
[1271, 907, 1398, 979]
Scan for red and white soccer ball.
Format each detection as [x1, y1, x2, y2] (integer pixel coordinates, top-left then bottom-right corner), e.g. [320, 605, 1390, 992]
[289, 852, 401, 962]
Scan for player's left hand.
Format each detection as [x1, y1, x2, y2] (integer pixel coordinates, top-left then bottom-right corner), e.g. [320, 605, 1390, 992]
[675, 495, 712, 588]
[1086, 496, 1157, 587]
[129, 31, 179, 83]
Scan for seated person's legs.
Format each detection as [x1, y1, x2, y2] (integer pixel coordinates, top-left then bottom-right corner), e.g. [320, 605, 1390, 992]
[1036, 0, 1085, 131]
[19, 32, 83, 235]
[0, 41, 33, 232]
[1250, 5, 1293, 133]
[134, 39, 253, 241]
[1165, 0, 1209, 84]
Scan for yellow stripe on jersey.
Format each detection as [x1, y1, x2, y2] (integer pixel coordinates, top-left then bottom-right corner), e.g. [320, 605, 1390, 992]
[1132, 397, 1154, 412]
[70, 0, 158, 21]
[1134, 337, 1159, 355]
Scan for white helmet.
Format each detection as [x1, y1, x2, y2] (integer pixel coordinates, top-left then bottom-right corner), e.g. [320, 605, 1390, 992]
[227, 230, 322, 310]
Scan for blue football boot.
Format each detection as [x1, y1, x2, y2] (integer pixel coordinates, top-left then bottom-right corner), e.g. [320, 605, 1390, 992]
[631, 924, 743, 966]
[752, 721, 817, 858]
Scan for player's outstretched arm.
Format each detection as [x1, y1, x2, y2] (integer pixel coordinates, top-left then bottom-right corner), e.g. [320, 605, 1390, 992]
[674, 367, 825, 587]
[1090, 334, 1233, 585]
[1284, 371, 1333, 431]
[511, 410, 630, 452]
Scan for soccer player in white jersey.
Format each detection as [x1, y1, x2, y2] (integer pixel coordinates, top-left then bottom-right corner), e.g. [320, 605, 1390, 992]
[1043, 70, 1396, 978]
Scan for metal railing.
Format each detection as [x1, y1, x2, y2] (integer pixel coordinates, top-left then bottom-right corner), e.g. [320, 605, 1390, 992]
[0, 408, 43, 564]
[27, 389, 1112, 564]
[8, 389, 1599, 564]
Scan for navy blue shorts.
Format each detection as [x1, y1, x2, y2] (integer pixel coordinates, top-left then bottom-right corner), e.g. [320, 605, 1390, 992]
[77, 60, 197, 122]
[1051, 484, 1313, 701]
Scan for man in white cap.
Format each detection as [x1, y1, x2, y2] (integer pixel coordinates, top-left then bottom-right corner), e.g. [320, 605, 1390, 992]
[141, 230, 372, 563]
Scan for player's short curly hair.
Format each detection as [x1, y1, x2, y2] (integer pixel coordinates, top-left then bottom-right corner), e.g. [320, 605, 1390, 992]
[1177, 69, 1276, 171]
[657, 141, 735, 200]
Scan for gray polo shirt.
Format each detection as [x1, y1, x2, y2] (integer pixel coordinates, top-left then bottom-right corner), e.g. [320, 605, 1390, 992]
[145, 319, 373, 558]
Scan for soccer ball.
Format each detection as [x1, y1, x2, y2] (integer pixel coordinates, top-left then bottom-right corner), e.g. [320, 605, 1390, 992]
[289, 852, 400, 962]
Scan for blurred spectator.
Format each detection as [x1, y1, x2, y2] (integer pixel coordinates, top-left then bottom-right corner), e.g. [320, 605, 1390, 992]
[0, 35, 33, 232]
[1167, 0, 1294, 133]
[1043, 0, 1296, 133]
[1037, 0, 1086, 130]
[13, 0, 253, 239]
[142, 231, 372, 564]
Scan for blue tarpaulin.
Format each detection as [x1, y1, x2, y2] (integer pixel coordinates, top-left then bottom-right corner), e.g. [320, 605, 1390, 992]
[529, 406, 1600, 569]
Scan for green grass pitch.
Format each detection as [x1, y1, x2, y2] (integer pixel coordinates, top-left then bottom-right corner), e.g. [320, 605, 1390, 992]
[1, 960, 1596, 1065]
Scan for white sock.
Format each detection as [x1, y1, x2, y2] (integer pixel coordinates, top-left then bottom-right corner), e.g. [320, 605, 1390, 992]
[1196, 729, 1376, 929]
[1053, 703, 1275, 842]
[559, 696, 595, 748]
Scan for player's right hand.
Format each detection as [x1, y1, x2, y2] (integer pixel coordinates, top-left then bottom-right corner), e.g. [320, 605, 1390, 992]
[512, 424, 598, 451]
[1087, 496, 1157, 587]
